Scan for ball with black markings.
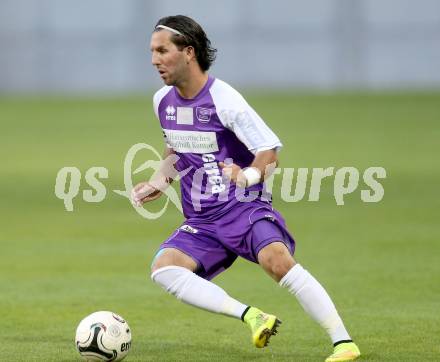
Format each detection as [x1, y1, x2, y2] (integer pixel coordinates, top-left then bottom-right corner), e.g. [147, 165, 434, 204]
[75, 311, 132, 361]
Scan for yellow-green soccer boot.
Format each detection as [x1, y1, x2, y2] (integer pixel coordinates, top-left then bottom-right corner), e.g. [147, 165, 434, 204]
[325, 342, 361, 362]
[243, 307, 281, 348]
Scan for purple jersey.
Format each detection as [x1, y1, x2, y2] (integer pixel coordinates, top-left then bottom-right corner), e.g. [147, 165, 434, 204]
[153, 76, 282, 219]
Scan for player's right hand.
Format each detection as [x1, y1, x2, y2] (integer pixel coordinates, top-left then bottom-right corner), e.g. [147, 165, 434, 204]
[131, 182, 162, 207]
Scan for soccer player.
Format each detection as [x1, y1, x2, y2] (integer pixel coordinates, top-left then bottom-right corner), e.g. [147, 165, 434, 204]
[132, 15, 361, 362]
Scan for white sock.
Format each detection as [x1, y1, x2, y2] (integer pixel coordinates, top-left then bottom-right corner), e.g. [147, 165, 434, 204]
[280, 264, 351, 344]
[151, 266, 248, 319]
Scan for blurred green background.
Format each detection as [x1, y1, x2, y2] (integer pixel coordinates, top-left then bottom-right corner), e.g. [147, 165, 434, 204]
[1, 92, 439, 361]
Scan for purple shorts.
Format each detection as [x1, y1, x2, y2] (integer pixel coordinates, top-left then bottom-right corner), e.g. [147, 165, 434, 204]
[155, 200, 296, 280]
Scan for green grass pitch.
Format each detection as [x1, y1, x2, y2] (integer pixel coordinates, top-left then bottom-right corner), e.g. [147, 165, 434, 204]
[0, 92, 439, 361]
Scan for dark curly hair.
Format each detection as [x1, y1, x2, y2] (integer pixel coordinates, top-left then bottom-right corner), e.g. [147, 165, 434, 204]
[154, 15, 217, 71]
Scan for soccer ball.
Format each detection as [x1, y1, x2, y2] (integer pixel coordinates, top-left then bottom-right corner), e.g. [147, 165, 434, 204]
[75, 311, 132, 361]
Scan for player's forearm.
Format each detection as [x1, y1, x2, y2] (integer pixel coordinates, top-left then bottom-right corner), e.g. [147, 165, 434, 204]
[149, 147, 178, 191]
[248, 149, 278, 181]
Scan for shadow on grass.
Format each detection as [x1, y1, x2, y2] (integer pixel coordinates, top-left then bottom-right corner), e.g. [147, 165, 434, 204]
[123, 340, 324, 362]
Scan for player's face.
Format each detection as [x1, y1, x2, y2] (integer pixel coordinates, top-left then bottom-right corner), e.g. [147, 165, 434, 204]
[150, 31, 188, 86]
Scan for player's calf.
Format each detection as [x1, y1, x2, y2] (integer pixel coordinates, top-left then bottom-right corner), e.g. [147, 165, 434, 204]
[151, 265, 248, 318]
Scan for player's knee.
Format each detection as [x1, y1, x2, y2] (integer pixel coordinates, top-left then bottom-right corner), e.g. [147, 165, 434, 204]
[150, 265, 194, 300]
[150, 249, 169, 274]
[150, 258, 170, 274]
[261, 253, 292, 278]
[150, 248, 198, 276]
[258, 242, 295, 281]
[270, 261, 294, 280]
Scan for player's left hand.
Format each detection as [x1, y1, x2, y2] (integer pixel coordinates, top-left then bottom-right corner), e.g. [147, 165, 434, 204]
[131, 181, 162, 207]
[219, 161, 247, 188]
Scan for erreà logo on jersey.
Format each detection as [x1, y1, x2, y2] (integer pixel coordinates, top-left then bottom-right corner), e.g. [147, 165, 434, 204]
[165, 105, 176, 121]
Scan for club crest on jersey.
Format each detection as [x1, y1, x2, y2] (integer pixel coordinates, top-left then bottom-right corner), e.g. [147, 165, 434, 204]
[196, 107, 212, 123]
[165, 105, 176, 121]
